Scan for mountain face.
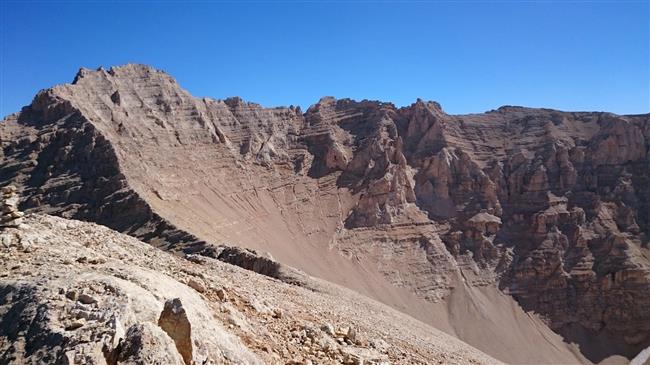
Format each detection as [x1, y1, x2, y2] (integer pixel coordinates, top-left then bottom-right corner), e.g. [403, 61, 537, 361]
[2, 64, 649, 363]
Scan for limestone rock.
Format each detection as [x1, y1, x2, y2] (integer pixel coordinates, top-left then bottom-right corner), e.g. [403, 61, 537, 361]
[187, 278, 206, 293]
[117, 322, 185, 365]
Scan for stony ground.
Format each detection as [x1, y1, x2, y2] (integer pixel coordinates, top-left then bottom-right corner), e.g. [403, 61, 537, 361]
[0, 214, 501, 365]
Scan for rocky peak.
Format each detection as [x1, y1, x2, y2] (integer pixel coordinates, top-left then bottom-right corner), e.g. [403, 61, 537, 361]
[2, 64, 649, 364]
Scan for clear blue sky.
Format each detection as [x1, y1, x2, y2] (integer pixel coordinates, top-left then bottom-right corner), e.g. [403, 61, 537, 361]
[1, 1, 648, 117]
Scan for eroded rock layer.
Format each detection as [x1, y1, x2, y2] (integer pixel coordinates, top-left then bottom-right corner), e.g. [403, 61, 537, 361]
[2, 64, 649, 363]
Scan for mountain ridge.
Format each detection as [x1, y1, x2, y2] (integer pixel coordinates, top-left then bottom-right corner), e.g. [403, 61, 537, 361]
[2, 63, 649, 364]
[7, 64, 643, 121]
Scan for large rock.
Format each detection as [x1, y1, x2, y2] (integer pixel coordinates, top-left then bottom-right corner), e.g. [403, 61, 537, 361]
[117, 322, 185, 365]
[158, 299, 193, 365]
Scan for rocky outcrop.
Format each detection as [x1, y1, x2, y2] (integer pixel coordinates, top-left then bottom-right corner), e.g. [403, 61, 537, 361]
[116, 322, 185, 365]
[443, 211, 502, 262]
[199, 245, 309, 286]
[158, 299, 193, 365]
[2, 64, 649, 363]
[0, 218, 263, 364]
[1, 186, 23, 228]
[0, 213, 500, 364]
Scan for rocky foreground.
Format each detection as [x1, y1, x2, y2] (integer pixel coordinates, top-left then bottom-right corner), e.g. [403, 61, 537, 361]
[1, 64, 649, 363]
[0, 212, 499, 364]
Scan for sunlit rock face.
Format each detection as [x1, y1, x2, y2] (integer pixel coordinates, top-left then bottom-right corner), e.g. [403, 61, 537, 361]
[2, 64, 649, 361]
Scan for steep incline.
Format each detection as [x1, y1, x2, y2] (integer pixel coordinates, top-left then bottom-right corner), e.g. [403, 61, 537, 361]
[0, 213, 501, 364]
[2, 64, 649, 364]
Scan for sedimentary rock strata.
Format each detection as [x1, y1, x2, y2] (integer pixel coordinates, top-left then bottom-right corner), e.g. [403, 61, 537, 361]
[1, 64, 648, 363]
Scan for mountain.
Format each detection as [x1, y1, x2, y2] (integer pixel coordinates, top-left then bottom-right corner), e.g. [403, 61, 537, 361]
[2, 64, 649, 364]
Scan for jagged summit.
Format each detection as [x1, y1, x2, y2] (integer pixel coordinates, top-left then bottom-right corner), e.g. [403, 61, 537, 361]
[24, 63, 631, 123]
[37, 64, 447, 120]
[2, 64, 649, 364]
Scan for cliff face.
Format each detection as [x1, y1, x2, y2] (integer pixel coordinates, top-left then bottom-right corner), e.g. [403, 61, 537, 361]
[2, 64, 649, 363]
